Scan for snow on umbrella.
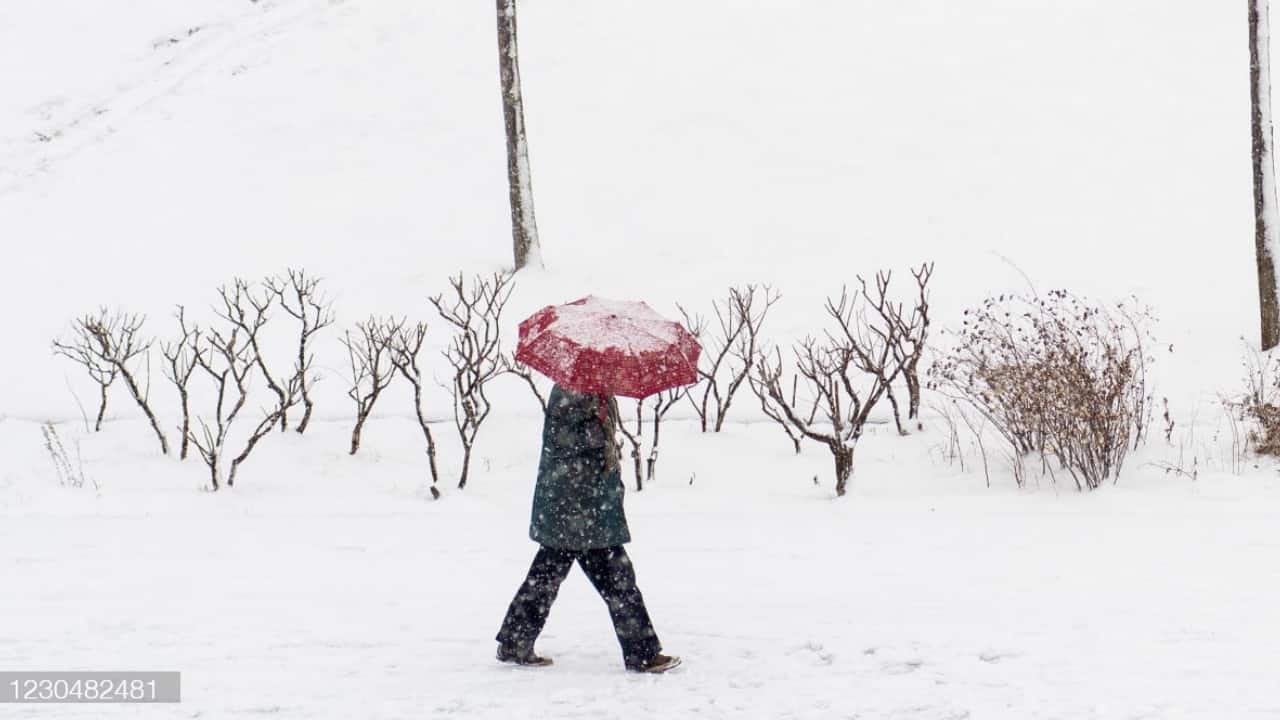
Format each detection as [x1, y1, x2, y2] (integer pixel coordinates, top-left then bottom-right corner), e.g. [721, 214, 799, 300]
[514, 296, 701, 399]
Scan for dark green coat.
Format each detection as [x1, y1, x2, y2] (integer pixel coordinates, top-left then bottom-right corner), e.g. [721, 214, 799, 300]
[529, 385, 631, 550]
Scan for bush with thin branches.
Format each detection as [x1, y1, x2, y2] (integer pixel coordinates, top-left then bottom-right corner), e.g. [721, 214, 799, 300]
[929, 290, 1155, 491]
[430, 272, 515, 490]
[342, 316, 399, 457]
[751, 270, 929, 496]
[1227, 343, 1280, 457]
[53, 308, 169, 454]
[265, 268, 335, 435]
[678, 285, 779, 433]
[385, 319, 444, 498]
[188, 284, 301, 490]
[613, 388, 689, 491]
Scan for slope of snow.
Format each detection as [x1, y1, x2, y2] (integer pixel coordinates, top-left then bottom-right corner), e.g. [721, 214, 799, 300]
[0, 0, 1256, 419]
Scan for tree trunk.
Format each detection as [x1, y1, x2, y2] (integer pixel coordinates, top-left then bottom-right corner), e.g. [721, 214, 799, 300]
[496, 0, 542, 271]
[296, 341, 313, 434]
[350, 413, 367, 455]
[178, 388, 190, 460]
[119, 370, 169, 455]
[458, 445, 473, 489]
[885, 386, 906, 436]
[1252, 0, 1280, 350]
[227, 416, 277, 488]
[647, 405, 661, 484]
[832, 444, 854, 498]
[95, 385, 107, 432]
[296, 398, 313, 434]
[411, 382, 442, 499]
[905, 367, 922, 421]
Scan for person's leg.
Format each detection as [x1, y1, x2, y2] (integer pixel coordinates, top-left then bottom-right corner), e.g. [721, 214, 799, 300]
[496, 546, 577, 654]
[577, 546, 662, 667]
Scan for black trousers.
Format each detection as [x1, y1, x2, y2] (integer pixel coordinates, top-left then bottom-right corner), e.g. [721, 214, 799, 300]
[496, 545, 661, 665]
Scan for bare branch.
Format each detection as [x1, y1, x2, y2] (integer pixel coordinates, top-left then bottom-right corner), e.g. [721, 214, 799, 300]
[679, 285, 780, 432]
[265, 268, 336, 434]
[342, 317, 400, 456]
[646, 384, 691, 484]
[748, 272, 920, 496]
[53, 308, 168, 454]
[161, 305, 201, 460]
[217, 278, 292, 433]
[188, 322, 255, 490]
[429, 272, 515, 490]
[500, 355, 548, 415]
[386, 320, 443, 498]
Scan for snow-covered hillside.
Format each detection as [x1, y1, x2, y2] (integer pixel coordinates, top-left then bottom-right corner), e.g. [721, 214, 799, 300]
[2, 1, 1277, 718]
[0, 0, 1258, 418]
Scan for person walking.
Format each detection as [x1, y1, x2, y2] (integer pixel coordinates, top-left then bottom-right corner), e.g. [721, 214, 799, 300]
[495, 383, 681, 673]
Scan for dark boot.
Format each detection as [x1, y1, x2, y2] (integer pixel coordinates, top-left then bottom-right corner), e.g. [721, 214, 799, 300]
[626, 653, 681, 673]
[496, 644, 553, 667]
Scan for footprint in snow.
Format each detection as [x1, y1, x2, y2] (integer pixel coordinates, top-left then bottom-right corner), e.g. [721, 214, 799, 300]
[790, 641, 836, 665]
[882, 659, 924, 675]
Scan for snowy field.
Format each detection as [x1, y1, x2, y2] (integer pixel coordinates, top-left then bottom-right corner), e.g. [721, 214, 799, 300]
[3, 1, 1279, 718]
[5, 418, 1280, 720]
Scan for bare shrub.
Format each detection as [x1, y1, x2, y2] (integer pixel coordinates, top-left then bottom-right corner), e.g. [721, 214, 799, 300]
[751, 272, 924, 497]
[430, 272, 514, 490]
[189, 291, 300, 490]
[613, 388, 688, 492]
[189, 325, 250, 490]
[161, 306, 200, 460]
[678, 285, 780, 432]
[645, 388, 686, 487]
[1151, 398, 1246, 480]
[888, 263, 934, 427]
[216, 279, 295, 434]
[265, 269, 335, 435]
[848, 268, 936, 436]
[342, 317, 399, 456]
[501, 356, 548, 414]
[53, 322, 117, 432]
[1229, 342, 1280, 457]
[53, 308, 169, 454]
[385, 320, 443, 499]
[749, 371, 819, 455]
[615, 399, 646, 491]
[929, 290, 1155, 491]
[928, 399, 966, 474]
[1219, 394, 1248, 475]
[41, 422, 93, 490]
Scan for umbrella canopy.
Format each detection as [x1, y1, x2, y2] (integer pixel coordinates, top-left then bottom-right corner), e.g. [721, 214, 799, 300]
[515, 296, 701, 399]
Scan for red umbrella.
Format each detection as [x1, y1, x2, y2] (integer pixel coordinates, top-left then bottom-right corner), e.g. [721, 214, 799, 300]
[515, 296, 701, 399]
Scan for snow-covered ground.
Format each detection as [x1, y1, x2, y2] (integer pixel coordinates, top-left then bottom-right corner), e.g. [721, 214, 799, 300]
[3, 1, 1279, 718]
[5, 418, 1280, 719]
